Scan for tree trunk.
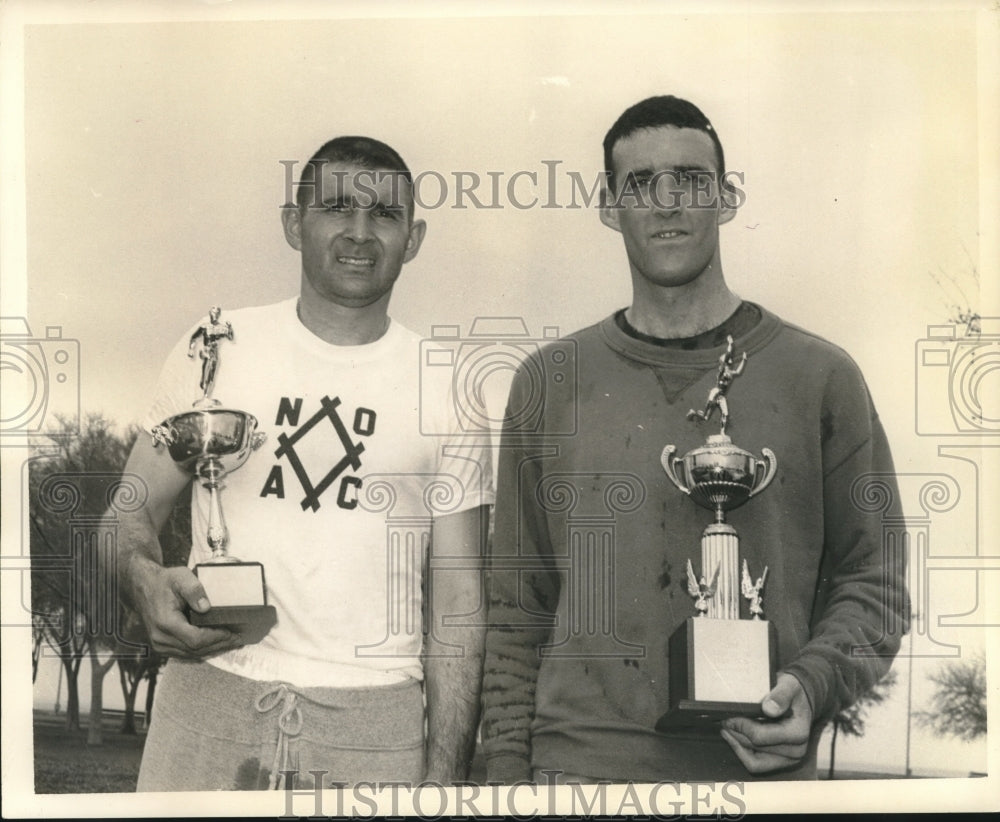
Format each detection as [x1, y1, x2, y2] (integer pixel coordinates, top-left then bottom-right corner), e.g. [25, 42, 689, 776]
[828, 722, 839, 779]
[119, 705, 137, 735]
[86, 646, 116, 746]
[63, 657, 81, 732]
[32, 631, 43, 683]
[118, 657, 147, 735]
[144, 664, 160, 728]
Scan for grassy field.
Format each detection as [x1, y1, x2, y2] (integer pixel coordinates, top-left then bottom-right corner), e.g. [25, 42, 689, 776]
[35, 709, 930, 794]
[33, 711, 145, 794]
[32, 709, 489, 793]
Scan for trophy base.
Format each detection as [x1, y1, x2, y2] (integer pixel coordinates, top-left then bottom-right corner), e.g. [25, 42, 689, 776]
[657, 616, 777, 735]
[190, 604, 277, 644]
[191, 560, 276, 644]
[656, 699, 768, 734]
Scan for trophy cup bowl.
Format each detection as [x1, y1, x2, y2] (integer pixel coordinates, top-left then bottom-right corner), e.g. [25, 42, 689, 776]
[157, 407, 262, 475]
[662, 434, 777, 516]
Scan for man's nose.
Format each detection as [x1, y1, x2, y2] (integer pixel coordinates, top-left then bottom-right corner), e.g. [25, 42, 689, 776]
[345, 209, 374, 242]
[649, 177, 686, 214]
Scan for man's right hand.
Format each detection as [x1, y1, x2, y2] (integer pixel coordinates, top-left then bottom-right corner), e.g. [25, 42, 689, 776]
[129, 556, 243, 658]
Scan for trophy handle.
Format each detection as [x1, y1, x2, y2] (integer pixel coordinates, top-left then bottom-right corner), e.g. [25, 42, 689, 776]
[748, 447, 778, 498]
[150, 424, 175, 448]
[660, 445, 691, 495]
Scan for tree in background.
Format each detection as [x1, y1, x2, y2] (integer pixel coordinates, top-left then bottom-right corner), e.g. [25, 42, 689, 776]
[29, 414, 147, 743]
[915, 652, 986, 742]
[827, 669, 898, 779]
[30, 435, 93, 731]
[115, 608, 163, 735]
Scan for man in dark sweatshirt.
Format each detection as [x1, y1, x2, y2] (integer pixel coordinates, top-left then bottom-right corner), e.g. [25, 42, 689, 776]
[481, 95, 908, 782]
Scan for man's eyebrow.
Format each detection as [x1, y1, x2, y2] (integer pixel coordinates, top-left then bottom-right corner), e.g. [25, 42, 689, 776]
[624, 166, 656, 178]
[319, 195, 405, 208]
[635, 164, 713, 174]
[623, 164, 713, 178]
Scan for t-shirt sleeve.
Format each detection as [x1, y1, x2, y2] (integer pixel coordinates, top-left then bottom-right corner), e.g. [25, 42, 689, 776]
[140, 321, 206, 434]
[427, 433, 495, 517]
[422, 370, 495, 518]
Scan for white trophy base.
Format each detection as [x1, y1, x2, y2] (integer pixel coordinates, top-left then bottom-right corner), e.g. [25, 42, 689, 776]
[657, 617, 777, 733]
[189, 560, 276, 642]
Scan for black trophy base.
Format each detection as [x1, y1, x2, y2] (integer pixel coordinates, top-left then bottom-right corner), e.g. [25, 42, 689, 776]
[190, 604, 277, 644]
[657, 616, 777, 735]
[190, 560, 276, 644]
[656, 699, 768, 735]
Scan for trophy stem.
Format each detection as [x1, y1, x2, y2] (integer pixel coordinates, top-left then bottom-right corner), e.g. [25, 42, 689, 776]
[702, 523, 739, 619]
[198, 457, 230, 560]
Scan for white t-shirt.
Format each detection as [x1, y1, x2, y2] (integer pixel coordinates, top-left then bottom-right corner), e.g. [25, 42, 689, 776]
[143, 298, 494, 687]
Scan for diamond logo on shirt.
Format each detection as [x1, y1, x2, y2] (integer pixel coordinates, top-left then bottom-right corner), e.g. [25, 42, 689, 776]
[260, 394, 376, 511]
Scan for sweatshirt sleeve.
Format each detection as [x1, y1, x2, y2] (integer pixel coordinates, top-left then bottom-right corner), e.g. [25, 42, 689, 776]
[481, 362, 561, 784]
[782, 355, 910, 723]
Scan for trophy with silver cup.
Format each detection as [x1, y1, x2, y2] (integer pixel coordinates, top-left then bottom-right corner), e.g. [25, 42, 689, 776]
[656, 335, 778, 732]
[151, 307, 276, 639]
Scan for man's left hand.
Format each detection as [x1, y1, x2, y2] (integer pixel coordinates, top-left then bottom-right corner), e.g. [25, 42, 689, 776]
[720, 673, 812, 774]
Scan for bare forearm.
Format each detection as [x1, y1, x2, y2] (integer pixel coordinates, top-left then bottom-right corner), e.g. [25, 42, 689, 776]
[112, 510, 167, 609]
[423, 625, 485, 783]
[106, 440, 238, 656]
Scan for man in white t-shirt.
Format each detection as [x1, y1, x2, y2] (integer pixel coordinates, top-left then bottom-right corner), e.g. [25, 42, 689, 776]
[116, 136, 493, 791]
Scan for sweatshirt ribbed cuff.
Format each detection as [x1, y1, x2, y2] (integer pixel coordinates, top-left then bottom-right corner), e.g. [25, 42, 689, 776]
[782, 656, 835, 724]
[485, 754, 532, 785]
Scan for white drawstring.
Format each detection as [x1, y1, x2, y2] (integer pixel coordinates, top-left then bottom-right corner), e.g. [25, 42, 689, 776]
[254, 683, 304, 790]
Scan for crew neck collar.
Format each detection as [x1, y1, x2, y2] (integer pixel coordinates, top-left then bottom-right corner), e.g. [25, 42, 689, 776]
[283, 297, 405, 361]
[616, 302, 761, 351]
[599, 302, 782, 367]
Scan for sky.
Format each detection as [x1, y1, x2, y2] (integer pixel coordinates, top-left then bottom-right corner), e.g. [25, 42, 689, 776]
[1, 0, 998, 816]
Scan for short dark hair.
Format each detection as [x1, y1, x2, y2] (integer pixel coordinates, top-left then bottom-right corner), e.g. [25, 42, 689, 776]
[603, 96, 726, 191]
[295, 135, 414, 213]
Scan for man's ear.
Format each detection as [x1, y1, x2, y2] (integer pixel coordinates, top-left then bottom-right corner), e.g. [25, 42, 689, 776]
[403, 218, 427, 263]
[281, 206, 303, 251]
[600, 188, 623, 233]
[717, 176, 742, 226]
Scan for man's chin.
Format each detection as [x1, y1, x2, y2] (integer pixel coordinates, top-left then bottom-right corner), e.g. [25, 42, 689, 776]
[319, 288, 393, 310]
[636, 268, 708, 289]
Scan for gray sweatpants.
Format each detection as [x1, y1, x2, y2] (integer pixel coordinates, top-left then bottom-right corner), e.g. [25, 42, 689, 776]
[137, 658, 424, 791]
